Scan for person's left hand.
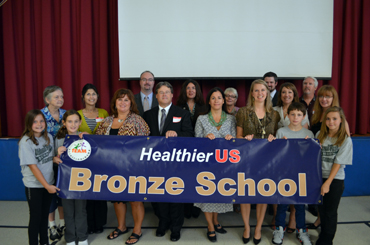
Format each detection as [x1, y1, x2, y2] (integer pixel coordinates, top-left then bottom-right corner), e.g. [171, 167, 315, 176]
[79, 132, 89, 139]
[321, 182, 330, 196]
[225, 134, 233, 140]
[53, 156, 62, 164]
[166, 130, 178, 138]
[57, 146, 67, 157]
[267, 134, 276, 142]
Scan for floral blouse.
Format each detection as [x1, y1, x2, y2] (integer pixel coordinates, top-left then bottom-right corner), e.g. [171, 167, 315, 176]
[95, 112, 150, 136]
[235, 106, 280, 139]
[41, 106, 66, 137]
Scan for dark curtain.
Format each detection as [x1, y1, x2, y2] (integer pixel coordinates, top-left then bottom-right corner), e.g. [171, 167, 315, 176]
[0, 0, 369, 137]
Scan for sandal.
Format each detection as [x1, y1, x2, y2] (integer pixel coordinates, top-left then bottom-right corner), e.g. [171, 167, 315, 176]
[207, 230, 217, 242]
[307, 223, 320, 229]
[286, 227, 296, 233]
[107, 227, 129, 240]
[125, 232, 142, 244]
[214, 224, 227, 234]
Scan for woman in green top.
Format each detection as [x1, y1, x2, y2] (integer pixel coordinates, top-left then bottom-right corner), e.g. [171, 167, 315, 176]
[78, 84, 109, 134]
[78, 83, 109, 234]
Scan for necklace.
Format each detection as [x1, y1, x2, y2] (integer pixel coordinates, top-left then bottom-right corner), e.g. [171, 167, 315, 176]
[118, 119, 124, 123]
[255, 112, 266, 139]
[208, 111, 227, 127]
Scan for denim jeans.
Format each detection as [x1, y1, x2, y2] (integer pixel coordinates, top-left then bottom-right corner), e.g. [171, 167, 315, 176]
[316, 178, 344, 245]
[275, 204, 306, 229]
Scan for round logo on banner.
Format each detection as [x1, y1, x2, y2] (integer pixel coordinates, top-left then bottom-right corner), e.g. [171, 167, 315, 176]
[67, 139, 91, 161]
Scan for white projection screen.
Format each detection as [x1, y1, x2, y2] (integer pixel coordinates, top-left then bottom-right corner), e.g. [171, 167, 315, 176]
[118, 0, 333, 79]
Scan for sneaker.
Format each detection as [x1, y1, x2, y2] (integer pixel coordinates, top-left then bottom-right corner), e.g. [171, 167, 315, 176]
[297, 229, 312, 245]
[272, 226, 284, 245]
[57, 225, 66, 237]
[79, 239, 88, 245]
[49, 225, 61, 241]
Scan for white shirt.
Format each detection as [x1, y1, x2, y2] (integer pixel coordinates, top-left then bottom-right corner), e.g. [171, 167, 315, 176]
[158, 103, 172, 131]
[270, 89, 277, 100]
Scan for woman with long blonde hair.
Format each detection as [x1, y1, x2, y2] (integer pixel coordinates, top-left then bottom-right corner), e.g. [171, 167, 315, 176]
[236, 79, 280, 244]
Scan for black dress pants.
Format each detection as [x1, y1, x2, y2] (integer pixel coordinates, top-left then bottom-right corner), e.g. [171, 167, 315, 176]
[86, 200, 107, 231]
[157, 202, 184, 233]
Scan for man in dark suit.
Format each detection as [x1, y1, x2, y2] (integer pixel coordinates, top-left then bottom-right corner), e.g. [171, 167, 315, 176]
[263, 71, 279, 107]
[134, 70, 158, 116]
[143, 82, 194, 242]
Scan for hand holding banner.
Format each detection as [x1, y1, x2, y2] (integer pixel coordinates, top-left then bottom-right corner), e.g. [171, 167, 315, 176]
[57, 135, 322, 204]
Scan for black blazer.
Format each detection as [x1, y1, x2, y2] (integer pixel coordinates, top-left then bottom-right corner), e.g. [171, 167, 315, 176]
[177, 103, 207, 129]
[143, 105, 194, 137]
[271, 90, 278, 107]
[134, 93, 159, 117]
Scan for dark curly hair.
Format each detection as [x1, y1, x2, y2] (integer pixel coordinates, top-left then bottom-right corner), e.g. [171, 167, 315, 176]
[176, 79, 205, 107]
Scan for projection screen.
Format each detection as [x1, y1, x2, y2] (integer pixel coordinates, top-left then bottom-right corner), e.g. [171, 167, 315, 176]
[118, 0, 334, 79]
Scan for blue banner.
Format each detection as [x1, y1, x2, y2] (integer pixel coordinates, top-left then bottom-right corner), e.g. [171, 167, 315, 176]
[57, 135, 322, 204]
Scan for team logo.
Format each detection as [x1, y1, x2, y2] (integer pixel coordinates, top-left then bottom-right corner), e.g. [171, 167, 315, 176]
[67, 139, 91, 162]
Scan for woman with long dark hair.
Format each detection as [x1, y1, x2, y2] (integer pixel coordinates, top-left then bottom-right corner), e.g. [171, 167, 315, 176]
[194, 87, 235, 242]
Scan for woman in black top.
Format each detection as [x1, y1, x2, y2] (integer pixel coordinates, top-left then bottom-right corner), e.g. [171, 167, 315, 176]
[176, 79, 206, 219]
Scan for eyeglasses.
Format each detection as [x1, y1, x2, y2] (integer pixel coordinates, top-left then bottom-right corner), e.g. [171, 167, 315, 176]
[158, 91, 171, 95]
[319, 96, 333, 99]
[141, 78, 154, 82]
[225, 94, 237, 99]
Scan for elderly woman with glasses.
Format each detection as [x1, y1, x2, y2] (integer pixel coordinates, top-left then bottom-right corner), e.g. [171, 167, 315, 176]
[224, 87, 239, 116]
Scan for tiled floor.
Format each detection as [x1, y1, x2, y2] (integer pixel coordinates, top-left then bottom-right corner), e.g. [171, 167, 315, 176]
[0, 196, 369, 245]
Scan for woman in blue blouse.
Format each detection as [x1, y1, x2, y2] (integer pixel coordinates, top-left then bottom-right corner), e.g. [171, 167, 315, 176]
[41, 85, 66, 241]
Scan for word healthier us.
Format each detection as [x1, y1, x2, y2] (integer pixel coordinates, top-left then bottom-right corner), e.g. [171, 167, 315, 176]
[57, 135, 322, 204]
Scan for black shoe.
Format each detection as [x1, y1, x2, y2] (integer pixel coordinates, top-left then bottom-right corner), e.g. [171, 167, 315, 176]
[156, 229, 166, 237]
[95, 227, 104, 234]
[170, 232, 181, 242]
[214, 224, 227, 234]
[242, 231, 250, 244]
[242, 236, 250, 244]
[207, 230, 217, 242]
[88, 229, 95, 234]
[306, 223, 320, 229]
[253, 237, 261, 245]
